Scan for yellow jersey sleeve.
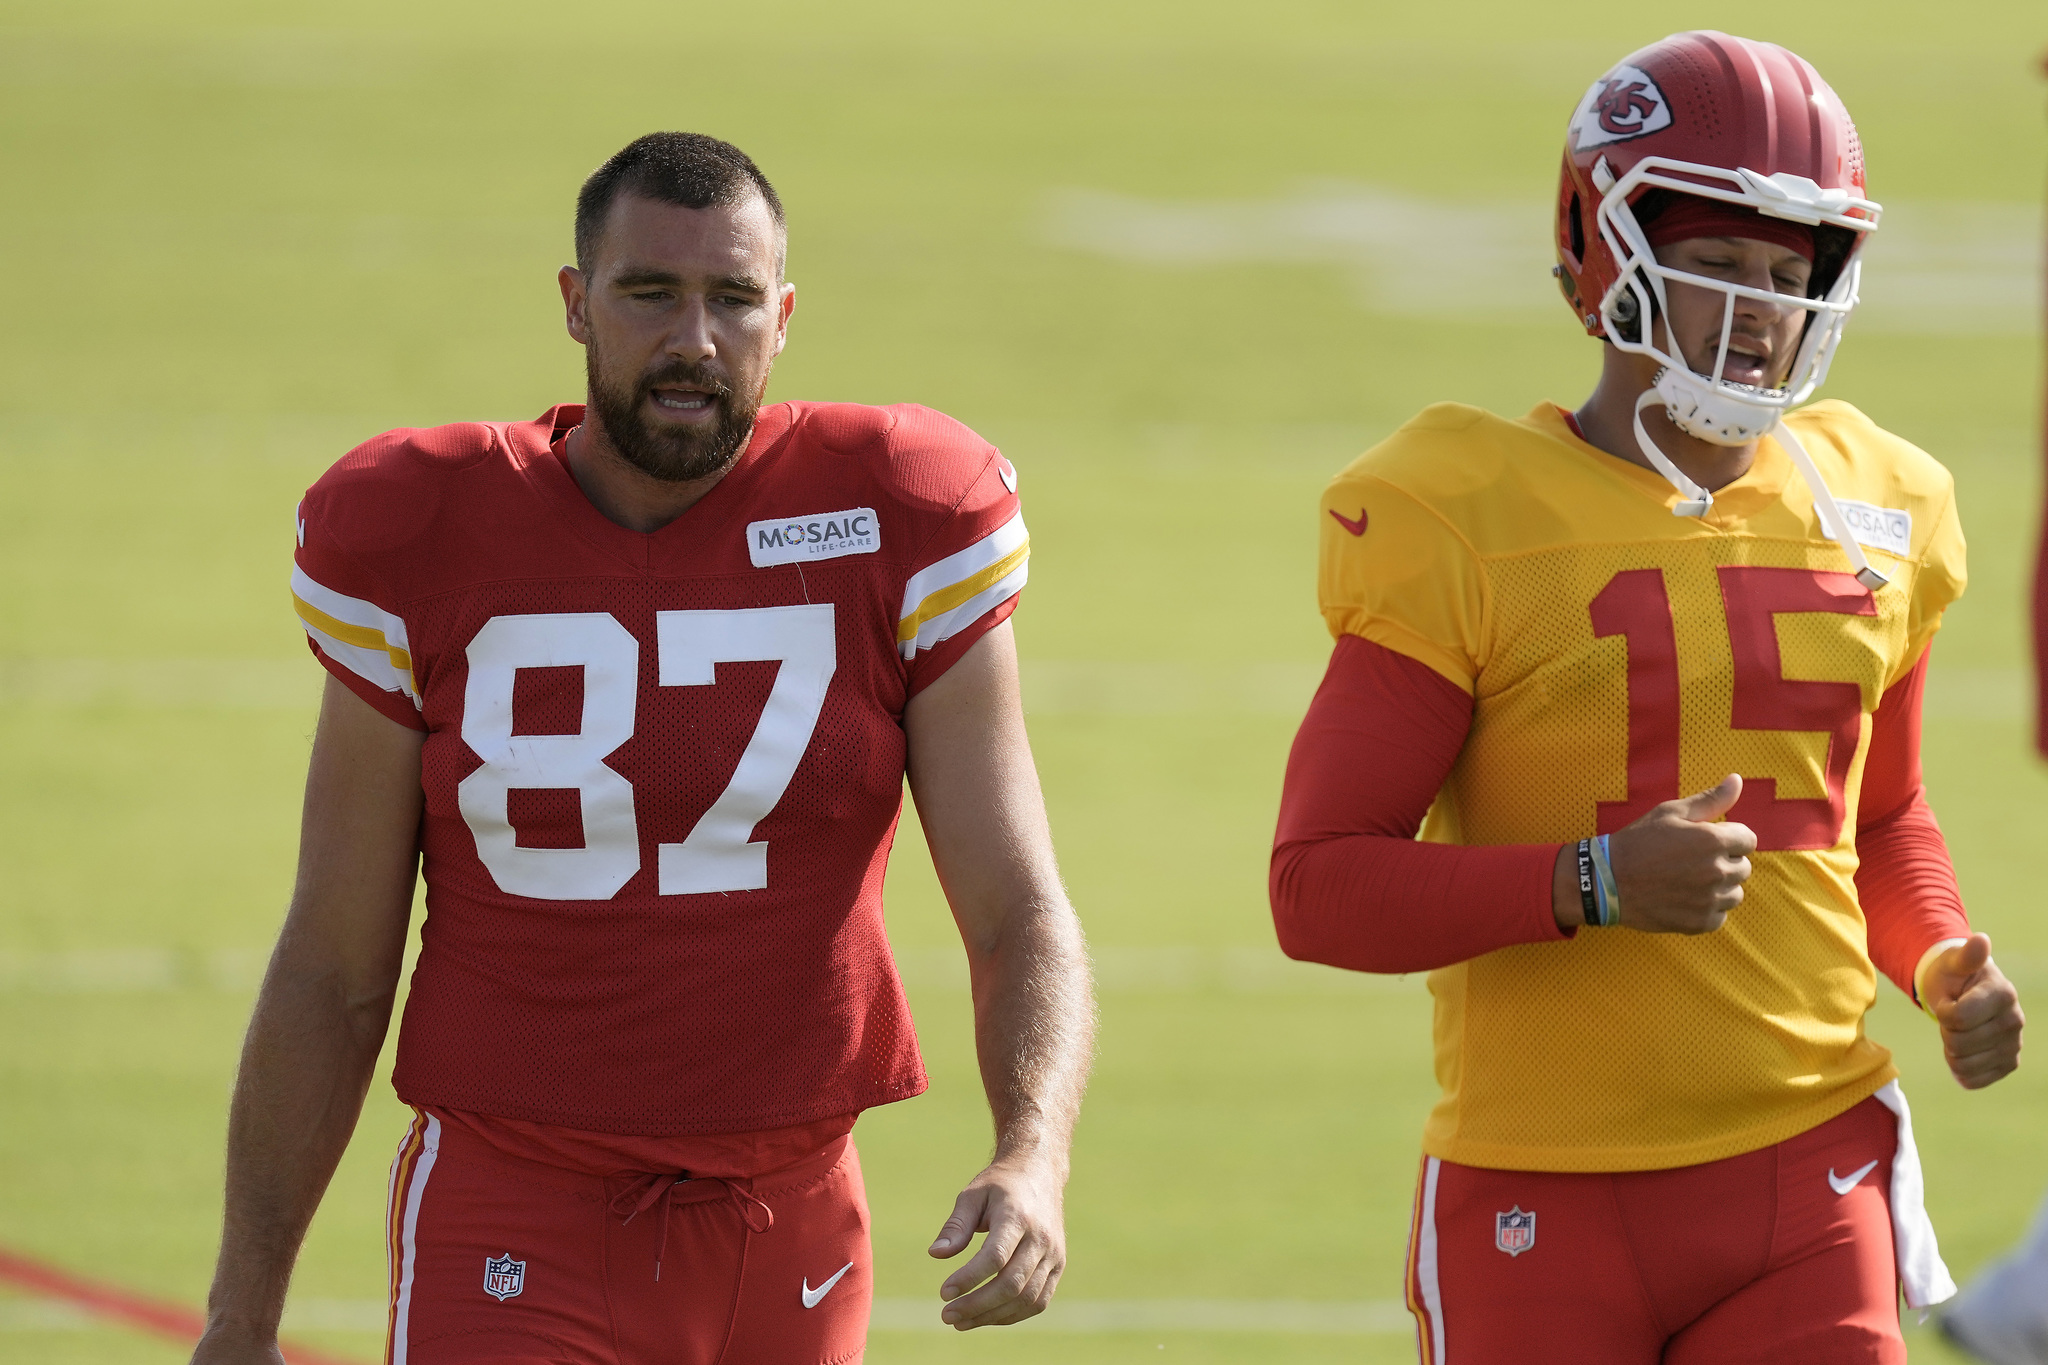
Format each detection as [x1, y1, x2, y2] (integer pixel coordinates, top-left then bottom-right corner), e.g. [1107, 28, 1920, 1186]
[1901, 489, 1965, 680]
[1318, 473, 1488, 693]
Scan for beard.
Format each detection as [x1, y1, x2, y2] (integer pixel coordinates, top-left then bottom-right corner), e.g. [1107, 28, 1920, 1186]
[585, 344, 759, 484]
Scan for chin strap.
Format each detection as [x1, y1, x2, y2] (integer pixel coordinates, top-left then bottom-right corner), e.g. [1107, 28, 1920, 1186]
[1632, 390, 1714, 517]
[1771, 420, 1890, 591]
[1631, 390, 1889, 592]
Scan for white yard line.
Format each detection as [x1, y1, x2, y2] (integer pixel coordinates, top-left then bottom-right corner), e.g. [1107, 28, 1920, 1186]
[0, 657, 1334, 716]
[0, 945, 1425, 997]
[1919, 667, 2027, 722]
[1022, 660, 1321, 716]
[11, 942, 2040, 997]
[0, 947, 266, 994]
[869, 1298, 1414, 1333]
[893, 945, 1426, 995]
[1048, 184, 2043, 336]
[0, 658, 314, 710]
[0, 1296, 1413, 1335]
[1, 659, 2022, 719]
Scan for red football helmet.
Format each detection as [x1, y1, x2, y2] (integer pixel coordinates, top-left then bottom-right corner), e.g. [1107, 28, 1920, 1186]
[1553, 31, 1890, 587]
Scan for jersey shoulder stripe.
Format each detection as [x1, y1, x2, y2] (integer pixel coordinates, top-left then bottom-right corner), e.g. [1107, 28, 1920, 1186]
[292, 562, 419, 706]
[897, 510, 1029, 657]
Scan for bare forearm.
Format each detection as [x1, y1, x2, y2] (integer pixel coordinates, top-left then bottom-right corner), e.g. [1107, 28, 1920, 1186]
[205, 943, 395, 1337]
[199, 678, 423, 1354]
[967, 898, 1095, 1172]
[903, 626, 1089, 1324]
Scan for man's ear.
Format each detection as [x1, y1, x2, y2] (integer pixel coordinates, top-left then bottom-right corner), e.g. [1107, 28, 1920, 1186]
[771, 281, 796, 358]
[559, 265, 591, 345]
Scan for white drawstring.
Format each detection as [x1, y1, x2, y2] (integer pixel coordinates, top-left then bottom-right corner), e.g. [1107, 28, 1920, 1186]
[1630, 390, 1889, 591]
[1632, 389, 1714, 516]
[1770, 420, 1889, 590]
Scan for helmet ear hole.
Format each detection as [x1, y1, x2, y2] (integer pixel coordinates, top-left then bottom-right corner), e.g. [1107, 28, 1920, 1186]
[1567, 192, 1585, 263]
[1609, 289, 1639, 343]
[1607, 273, 1653, 345]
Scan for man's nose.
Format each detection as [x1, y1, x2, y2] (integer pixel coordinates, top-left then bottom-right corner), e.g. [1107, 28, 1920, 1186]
[666, 296, 717, 359]
[1730, 275, 1794, 331]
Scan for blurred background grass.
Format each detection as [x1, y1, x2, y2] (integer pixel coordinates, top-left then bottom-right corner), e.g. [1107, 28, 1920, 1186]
[0, 1, 2043, 1360]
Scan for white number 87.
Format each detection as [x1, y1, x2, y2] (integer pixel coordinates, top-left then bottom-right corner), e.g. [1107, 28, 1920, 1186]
[455, 604, 837, 901]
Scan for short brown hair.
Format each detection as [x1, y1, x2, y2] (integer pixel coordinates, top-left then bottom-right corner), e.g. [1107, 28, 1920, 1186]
[574, 132, 784, 273]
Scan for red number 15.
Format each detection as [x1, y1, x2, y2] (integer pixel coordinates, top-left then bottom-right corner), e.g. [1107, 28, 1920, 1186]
[1588, 567, 1876, 851]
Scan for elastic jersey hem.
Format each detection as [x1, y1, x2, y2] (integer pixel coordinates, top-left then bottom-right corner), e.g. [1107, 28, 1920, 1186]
[1422, 1062, 1898, 1173]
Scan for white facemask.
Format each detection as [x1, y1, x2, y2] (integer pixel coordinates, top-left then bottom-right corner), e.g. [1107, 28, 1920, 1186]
[1590, 156, 1886, 589]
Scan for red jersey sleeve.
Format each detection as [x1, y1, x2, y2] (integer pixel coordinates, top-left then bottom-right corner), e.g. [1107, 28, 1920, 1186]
[884, 406, 1027, 697]
[291, 434, 433, 732]
[1854, 648, 1970, 1001]
[1270, 634, 1567, 973]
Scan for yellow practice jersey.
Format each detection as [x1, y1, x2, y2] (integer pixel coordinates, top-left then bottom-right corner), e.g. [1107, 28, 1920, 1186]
[1319, 400, 1965, 1172]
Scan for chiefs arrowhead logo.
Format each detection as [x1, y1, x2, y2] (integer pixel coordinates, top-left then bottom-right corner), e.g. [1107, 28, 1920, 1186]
[1570, 64, 1673, 151]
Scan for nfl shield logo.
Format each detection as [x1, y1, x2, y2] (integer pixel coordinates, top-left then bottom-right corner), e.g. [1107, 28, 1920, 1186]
[1495, 1207, 1536, 1257]
[483, 1253, 525, 1301]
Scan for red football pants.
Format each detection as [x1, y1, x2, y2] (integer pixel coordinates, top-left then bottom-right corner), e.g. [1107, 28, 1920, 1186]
[384, 1110, 872, 1364]
[1406, 1096, 1904, 1364]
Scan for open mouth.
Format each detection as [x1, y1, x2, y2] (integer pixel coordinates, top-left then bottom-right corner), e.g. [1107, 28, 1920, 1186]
[1714, 340, 1771, 386]
[649, 386, 719, 416]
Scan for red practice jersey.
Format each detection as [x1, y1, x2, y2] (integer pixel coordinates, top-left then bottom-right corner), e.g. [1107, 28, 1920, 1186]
[291, 402, 1028, 1136]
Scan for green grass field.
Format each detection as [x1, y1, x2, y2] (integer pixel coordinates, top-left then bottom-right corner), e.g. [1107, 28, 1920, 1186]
[2, 1, 2045, 1360]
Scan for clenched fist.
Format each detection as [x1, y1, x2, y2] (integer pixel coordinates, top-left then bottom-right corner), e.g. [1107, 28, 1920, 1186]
[1554, 774, 1757, 934]
[1921, 933, 2024, 1090]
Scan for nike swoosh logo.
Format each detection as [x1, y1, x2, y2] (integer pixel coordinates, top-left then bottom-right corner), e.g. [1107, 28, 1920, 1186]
[801, 1261, 854, 1309]
[1828, 1159, 1879, 1195]
[1329, 508, 1368, 536]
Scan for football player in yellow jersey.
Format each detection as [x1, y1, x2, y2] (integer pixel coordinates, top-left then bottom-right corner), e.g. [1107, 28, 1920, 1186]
[1270, 31, 2023, 1364]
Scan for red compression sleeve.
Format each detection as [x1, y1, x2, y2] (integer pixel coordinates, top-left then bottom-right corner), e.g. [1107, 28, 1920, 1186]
[1270, 635, 1568, 974]
[1855, 650, 1970, 1001]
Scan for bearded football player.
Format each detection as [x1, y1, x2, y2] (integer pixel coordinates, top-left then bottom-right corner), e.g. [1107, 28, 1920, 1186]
[1271, 32, 2024, 1363]
[190, 133, 1094, 1365]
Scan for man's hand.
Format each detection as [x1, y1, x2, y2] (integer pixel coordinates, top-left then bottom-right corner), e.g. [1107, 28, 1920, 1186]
[1555, 774, 1756, 933]
[928, 1156, 1068, 1329]
[904, 622, 1094, 1332]
[1922, 933, 2023, 1089]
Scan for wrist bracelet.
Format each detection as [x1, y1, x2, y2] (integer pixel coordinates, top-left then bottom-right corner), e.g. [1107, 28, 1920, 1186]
[1574, 838, 1599, 927]
[1589, 833, 1621, 927]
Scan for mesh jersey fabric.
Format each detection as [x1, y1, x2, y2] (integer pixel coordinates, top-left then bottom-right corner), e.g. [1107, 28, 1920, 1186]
[292, 401, 1027, 1135]
[1316, 399, 1965, 1172]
